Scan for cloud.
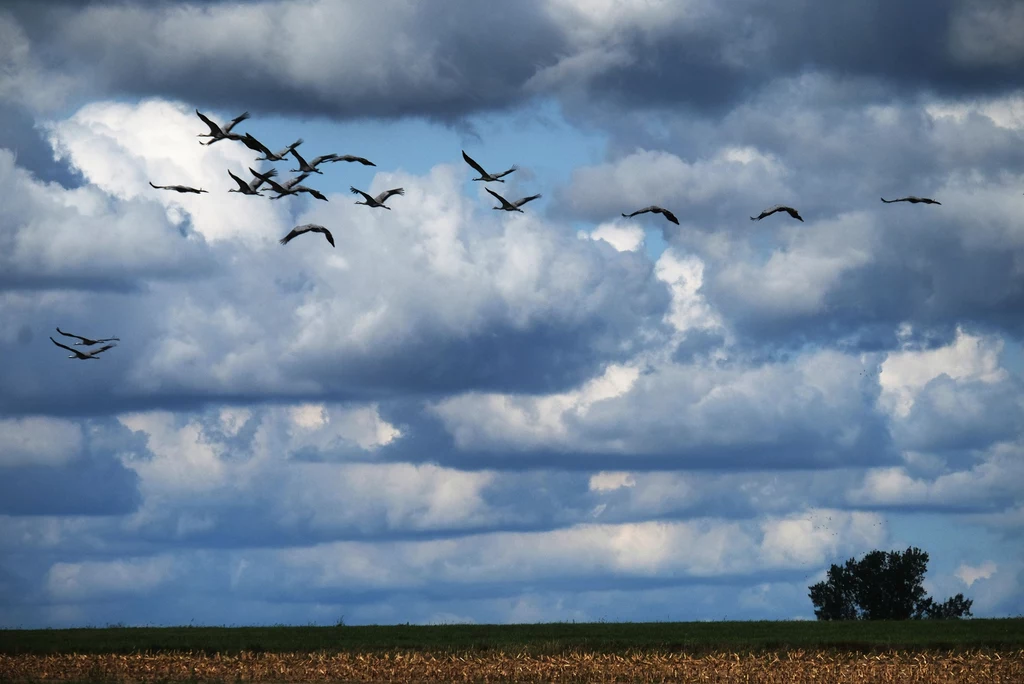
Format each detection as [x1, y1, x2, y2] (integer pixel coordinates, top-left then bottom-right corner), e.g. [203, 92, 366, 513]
[0, 417, 83, 467]
[559, 85, 1024, 350]
[429, 345, 895, 469]
[848, 439, 1024, 512]
[956, 560, 997, 587]
[5, 0, 1024, 130]
[0, 146, 216, 293]
[47, 555, 176, 602]
[587, 222, 645, 252]
[4, 2, 1024, 627]
[0, 99, 671, 417]
[0, 417, 141, 516]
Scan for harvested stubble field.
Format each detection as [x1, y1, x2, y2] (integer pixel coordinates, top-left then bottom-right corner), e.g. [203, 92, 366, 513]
[2, 620, 1023, 683]
[2, 650, 1024, 683]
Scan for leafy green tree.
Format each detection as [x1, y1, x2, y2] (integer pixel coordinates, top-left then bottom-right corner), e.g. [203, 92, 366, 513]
[808, 547, 973, 620]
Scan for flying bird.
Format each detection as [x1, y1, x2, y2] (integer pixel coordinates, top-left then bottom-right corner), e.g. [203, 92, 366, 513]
[249, 168, 323, 199]
[274, 184, 328, 201]
[289, 148, 343, 175]
[149, 182, 208, 194]
[279, 223, 335, 247]
[750, 205, 804, 222]
[227, 167, 277, 196]
[486, 187, 541, 212]
[241, 133, 303, 162]
[195, 109, 250, 145]
[350, 186, 404, 209]
[50, 336, 116, 360]
[880, 196, 941, 205]
[461, 150, 517, 183]
[622, 205, 679, 225]
[249, 168, 308, 193]
[55, 327, 119, 346]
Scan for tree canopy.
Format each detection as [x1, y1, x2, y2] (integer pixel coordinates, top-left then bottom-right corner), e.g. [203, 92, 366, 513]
[809, 547, 973, 620]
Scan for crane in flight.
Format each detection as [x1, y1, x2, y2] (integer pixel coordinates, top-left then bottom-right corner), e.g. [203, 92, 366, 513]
[227, 167, 277, 196]
[350, 186, 404, 209]
[622, 205, 679, 225]
[50, 337, 117, 360]
[240, 133, 303, 162]
[486, 187, 541, 213]
[880, 196, 941, 205]
[195, 109, 250, 145]
[461, 150, 517, 183]
[279, 223, 335, 247]
[750, 205, 804, 222]
[55, 327, 119, 346]
[149, 182, 208, 194]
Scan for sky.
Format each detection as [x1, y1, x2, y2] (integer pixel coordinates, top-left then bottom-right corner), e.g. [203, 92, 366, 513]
[1, 0, 1024, 628]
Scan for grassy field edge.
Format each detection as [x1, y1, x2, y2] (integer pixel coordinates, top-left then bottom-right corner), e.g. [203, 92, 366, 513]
[2, 618, 1023, 656]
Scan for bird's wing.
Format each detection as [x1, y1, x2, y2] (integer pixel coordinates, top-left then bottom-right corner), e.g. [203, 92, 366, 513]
[513, 194, 542, 207]
[486, 187, 514, 209]
[350, 187, 376, 203]
[461, 150, 489, 176]
[279, 227, 304, 245]
[55, 327, 88, 343]
[250, 166, 277, 189]
[148, 182, 167, 189]
[282, 172, 310, 189]
[289, 147, 310, 167]
[195, 110, 221, 134]
[376, 188, 405, 203]
[274, 138, 304, 157]
[251, 168, 289, 193]
[50, 336, 76, 353]
[493, 166, 518, 179]
[227, 170, 250, 191]
[241, 133, 272, 156]
[224, 111, 251, 133]
[310, 154, 339, 166]
[90, 343, 116, 356]
[660, 208, 680, 224]
[336, 155, 375, 166]
[320, 227, 335, 247]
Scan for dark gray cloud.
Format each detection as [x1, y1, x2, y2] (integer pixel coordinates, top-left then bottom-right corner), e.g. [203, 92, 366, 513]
[5, 0, 1024, 125]
[0, 454, 141, 516]
[0, 104, 83, 188]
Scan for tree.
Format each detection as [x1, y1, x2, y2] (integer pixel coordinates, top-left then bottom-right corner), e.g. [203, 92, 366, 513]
[808, 547, 973, 620]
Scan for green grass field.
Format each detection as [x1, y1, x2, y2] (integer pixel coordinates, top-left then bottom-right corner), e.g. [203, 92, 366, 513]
[2, 619, 1023, 656]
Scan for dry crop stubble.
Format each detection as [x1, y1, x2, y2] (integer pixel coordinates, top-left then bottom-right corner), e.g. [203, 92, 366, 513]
[2, 649, 1024, 682]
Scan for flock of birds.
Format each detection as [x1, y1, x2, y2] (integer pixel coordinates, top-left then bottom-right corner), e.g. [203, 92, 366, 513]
[51, 107, 944, 360]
